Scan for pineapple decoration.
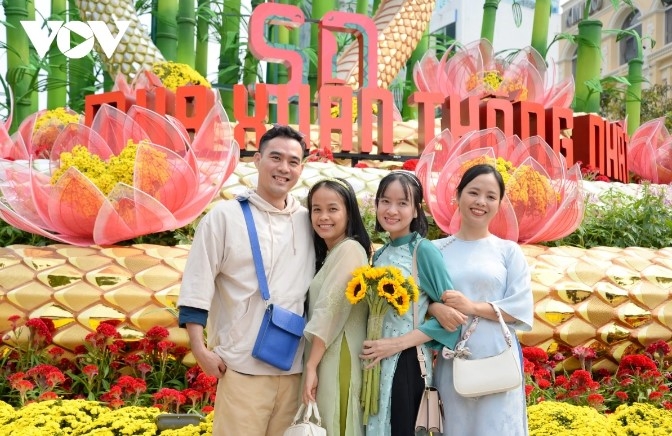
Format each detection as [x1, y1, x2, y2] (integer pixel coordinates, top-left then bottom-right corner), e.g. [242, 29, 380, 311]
[76, 0, 165, 79]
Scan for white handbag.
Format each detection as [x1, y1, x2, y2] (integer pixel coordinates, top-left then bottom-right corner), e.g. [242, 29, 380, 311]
[283, 402, 327, 436]
[445, 303, 522, 397]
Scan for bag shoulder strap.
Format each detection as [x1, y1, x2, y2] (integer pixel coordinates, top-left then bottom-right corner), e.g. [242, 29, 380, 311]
[238, 198, 270, 301]
[411, 241, 429, 383]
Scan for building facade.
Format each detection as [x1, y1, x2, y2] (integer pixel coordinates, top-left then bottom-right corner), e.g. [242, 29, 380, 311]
[559, 0, 672, 87]
[429, 0, 563, 63]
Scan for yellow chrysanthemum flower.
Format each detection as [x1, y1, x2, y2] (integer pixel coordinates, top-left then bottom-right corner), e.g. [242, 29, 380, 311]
[462, 156, 556, 216]
[345, 275, 368, 304]
[34, 107, 80, 130]
[51, 140, 170, 200]
[152, 61, 211, 91]
[466, 70, 528, 101]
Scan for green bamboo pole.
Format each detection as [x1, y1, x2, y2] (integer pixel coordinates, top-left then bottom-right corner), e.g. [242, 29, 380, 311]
[372, 0, 381, 15]
[573, 19, 602, 113]
[530, 0, 551, 59]
[67, 0, 94, 112]
[4, 0, 34, 132]
[481, 0, 500, 45]
[176, 0, 196, 66]
[195, 0, 210, 75]
[625, 59, 642, 135]
[47, 0, 68, 109]
[242, 0, 262, 88]
[308, 0, 338, 106]
[155, 0, 178, 60]
[356, 0, 369, 15]
[402, 27, 429, 121]
[217, 0, 241, 119]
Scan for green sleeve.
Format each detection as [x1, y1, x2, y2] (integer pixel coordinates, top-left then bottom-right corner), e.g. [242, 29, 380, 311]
[415, 239, 461, 350]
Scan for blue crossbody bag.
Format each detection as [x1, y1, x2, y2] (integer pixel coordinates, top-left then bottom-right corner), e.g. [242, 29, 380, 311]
[239, 198, 305, 371]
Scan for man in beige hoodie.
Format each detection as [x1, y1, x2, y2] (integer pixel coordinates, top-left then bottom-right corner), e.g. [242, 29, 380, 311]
[178, 124, 316, 435]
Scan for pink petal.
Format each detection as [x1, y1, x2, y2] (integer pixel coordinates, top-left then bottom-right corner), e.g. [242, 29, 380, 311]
[133, 141, 196, 212]
[126, 106, 187, 154]
[48, 167, 105, 237]
[94, 184, 177, 245]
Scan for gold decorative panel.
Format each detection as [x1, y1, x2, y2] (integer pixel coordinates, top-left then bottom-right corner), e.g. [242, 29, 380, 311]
[0, 243, 671, 370]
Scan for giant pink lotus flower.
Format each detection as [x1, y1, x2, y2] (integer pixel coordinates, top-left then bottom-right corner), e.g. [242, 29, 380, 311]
[413, 39, 574, 108]
[0, 96, 238, 246]
[416, 128, 584, 244]
[627, 117, 672, 184]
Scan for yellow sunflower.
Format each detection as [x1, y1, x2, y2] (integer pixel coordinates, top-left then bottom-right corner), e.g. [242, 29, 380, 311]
[345, 275, 368, 304]
[392, 290, 412, 315]
[377, 276, 402, 302]
[403, 275, 420, 302]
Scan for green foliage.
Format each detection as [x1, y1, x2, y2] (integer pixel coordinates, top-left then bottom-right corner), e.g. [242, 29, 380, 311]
[543, 184, 672, 249]
[358, 195, 388, 245]
[602, 84, 672, 130]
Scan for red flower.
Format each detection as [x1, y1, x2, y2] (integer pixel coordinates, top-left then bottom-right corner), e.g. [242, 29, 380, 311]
[145, 326, 170, 342]
[617, 354, 658, 378]
[83, 364, 99, 378]
[646, 340, 671, 359]
[537, 379, 551, 389]
[48, 347, 65, 359]
[572, 346, 596, 360]
[615, 391, 629, 401]
[25, 318, 53, 346]
[525, 384, 534, 396]
[96, 322, 120, 339]
[587, 393, 604, 408]
[662, 400, 672, 410]
[402, 159, 418, 171]
[522, 347, 549, 365]
[39, 391, 59, 401]
[649, 391, 663, 401]
[137, 362, 152, 378]
[354, 162, 370, 168]
[202, 405, 214, 413]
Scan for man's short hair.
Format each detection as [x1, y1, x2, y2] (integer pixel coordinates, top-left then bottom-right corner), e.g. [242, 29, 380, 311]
[258, 124, 307, 154]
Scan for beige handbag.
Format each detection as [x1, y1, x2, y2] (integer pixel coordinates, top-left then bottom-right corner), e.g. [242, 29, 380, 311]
[283, 402, 327, 436]
[447, 303, 522, 398]
[411, 242, 444, 433]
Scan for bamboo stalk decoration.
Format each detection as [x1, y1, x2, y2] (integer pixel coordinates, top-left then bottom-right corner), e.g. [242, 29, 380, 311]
[176, 0, 196, 66]
[402, 27, 429, 120]
[573, 19, 603, 113]
[47, 0, 68, 109]
[217, 0, 241, 118]
[68, 0, 95, 113]
[308, 0, 338, 100]
[481, 0, 500, 45]
[626, 58, 643, 135]
[3, 0, 37, 132]
[242, 0, 263, 89]
[155, 0, 178, 60]
[530, 0, 551, 59]
[194, 0, 210, 75]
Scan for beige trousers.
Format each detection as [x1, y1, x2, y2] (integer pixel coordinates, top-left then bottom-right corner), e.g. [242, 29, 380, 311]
[212, 369, 301, 436]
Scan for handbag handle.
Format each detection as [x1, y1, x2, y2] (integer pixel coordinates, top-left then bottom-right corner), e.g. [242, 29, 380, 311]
[239, 198, 271, 302]
[455, 302, 513, 352]
[292, 402, 323, 426]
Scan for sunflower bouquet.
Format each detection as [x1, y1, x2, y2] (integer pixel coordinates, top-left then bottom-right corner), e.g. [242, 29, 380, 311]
[345, 265, 419, 424]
